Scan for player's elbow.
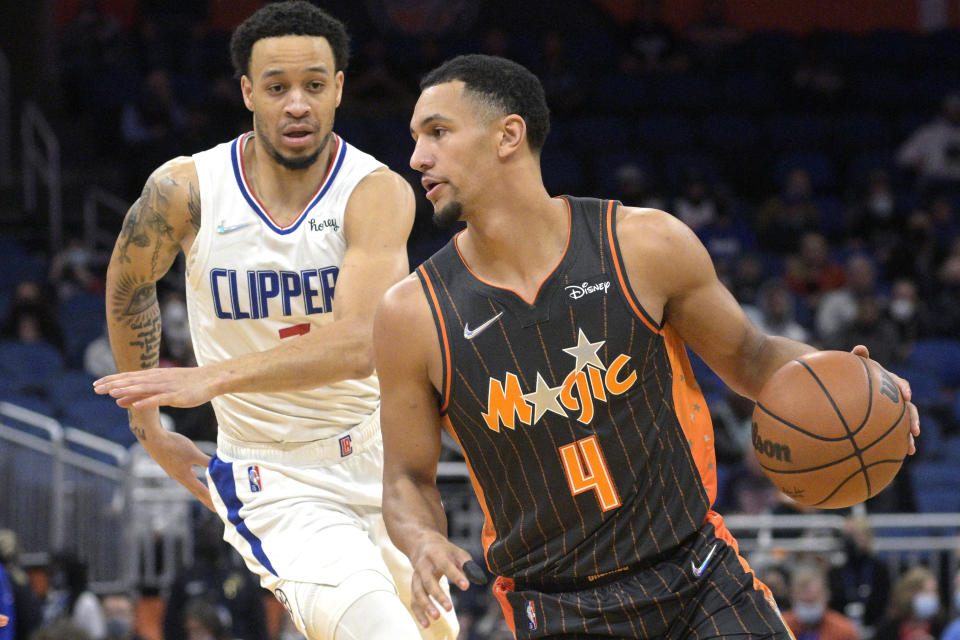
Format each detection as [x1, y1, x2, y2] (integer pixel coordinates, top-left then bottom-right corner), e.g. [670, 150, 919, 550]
[347, 340, 376, 379]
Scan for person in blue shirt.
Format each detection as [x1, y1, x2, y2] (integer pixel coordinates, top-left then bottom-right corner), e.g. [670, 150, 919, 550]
[0, 560, 15, 640]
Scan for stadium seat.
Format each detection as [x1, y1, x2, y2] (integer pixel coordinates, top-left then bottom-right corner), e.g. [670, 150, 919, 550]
[58, 292, 106, 369]
[562, 115, 637, 153]
[59, 396, 130, 443]
[910, 461, 960, 512]
[721, 71, 780, 112]
[890, 366, 942, 409]
[635, 114, 694, 151]
[775, 151, 835, 191]
[701, 114, 761, 152]
[763, 113, 828, 150]
[0, 341, 64, 392]
[906, 339, 960, 387]
[649, 74, 718, 113]
[541, 149, 585, 196]
[831, 112, 891, 152]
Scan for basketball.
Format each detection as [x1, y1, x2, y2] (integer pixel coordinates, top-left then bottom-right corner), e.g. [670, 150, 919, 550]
[752, 350, 911, 509]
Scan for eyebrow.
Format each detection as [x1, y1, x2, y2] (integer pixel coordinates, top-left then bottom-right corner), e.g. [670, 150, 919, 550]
[410, 113, 449, 135]
[261, 65, 330, 80]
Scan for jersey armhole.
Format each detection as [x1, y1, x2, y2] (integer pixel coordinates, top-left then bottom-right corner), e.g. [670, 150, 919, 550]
[605, 199, 662, 336]
[416, 263, 452, 414]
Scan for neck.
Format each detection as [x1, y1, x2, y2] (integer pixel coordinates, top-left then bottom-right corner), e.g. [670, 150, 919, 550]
[244, 132, 336, 222]
[456, 171, 568, 300]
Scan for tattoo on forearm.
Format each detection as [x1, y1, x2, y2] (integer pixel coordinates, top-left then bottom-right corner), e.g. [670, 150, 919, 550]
[111, 274, 162, 369]
[127, 412, 147, 441]
[118, 175, 177, 275]
[188, 181, 201, 232]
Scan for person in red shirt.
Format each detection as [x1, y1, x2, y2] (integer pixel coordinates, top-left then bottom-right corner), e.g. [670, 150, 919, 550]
[785, 563, 860, 640]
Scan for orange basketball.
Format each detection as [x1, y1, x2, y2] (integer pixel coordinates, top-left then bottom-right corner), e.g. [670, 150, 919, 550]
[752, 350, 911, 509]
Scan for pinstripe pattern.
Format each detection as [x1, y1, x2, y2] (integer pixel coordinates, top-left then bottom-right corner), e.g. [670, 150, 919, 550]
[416, 197, 791, 638]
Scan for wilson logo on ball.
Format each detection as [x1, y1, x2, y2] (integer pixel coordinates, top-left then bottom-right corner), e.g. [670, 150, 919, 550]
[752, 422, 793, 462]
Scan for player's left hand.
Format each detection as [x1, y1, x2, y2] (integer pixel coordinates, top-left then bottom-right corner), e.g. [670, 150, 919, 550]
[851, 345, 920, 455]
[94, 367, 217, 408]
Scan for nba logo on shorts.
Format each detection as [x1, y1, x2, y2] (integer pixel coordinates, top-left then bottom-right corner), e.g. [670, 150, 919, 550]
[339, 434, 353, 457]
[526, 601, 537, 631]
[247, 465, 262, 492]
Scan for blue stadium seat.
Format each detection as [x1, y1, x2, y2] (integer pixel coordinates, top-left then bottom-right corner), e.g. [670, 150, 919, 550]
[910, 461, 960, 512]
[831, 112, 892, 152]
[663, 152, 721, 191]
[890, 366, 942, 409]
[649, 75, 718, 112]
[594, 74, 649, 115]
[47, 370, 98, 414]
[721, 71, 780, 112]
[59, 396, 130, 443]
[0, 341, 64, 392]
[0, 237, 47, 297]
[58, 293, 106, 369]
[906, 339, 960, 387]
[846, 150, 896, 187]
[563, 116, 637, 153]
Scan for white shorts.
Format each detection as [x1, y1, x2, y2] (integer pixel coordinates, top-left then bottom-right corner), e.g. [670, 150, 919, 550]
[206, 409, 457, 639]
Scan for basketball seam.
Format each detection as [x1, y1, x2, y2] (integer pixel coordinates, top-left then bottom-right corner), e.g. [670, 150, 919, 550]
[795, 358, 872, 496]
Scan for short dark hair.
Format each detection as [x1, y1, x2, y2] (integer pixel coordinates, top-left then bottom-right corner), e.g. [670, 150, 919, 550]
[421, 54, 550, 152]
[230, 1, 350, 78]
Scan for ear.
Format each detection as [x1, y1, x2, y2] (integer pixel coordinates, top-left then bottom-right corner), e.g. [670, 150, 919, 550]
[497, 114, 527, 159]
[335, 70, 344, 108]
[241, 75, 254, 112]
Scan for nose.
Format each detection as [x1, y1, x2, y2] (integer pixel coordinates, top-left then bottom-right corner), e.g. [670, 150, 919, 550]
[284, 88, 310, 118]
[409, 138, 433, 172]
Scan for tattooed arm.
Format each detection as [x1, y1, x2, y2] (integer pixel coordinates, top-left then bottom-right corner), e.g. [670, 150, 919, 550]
[105, 157, 213, 510]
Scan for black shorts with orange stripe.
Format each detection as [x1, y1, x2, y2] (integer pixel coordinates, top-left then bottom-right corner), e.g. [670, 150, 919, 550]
[493, 522, 793, 640]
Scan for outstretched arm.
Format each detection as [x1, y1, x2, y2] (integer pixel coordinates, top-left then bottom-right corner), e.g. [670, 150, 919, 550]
[95, 167, 415, 407]
[374, 276, 473, 629]
[618, 207, 918, 446]
[104, 157, 213, 510]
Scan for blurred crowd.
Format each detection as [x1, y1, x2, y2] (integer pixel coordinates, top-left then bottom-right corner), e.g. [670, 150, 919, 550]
[2, 0, 960, 638]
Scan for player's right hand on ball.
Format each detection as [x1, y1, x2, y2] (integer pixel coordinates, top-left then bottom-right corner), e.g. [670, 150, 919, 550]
[409, 533, 475, 628]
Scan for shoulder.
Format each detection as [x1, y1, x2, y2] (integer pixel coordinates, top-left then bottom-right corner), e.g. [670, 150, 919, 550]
[375, 273, 436, 358]
[147, 156, 198, 195]
[615, 205, 714, 291]
[351, 166, 414, 201]
[379, 272, 430, 321]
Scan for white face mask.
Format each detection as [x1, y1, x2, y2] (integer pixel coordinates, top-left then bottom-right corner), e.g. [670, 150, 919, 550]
[912, 592, 939, 620]
[890, 298, 915, 321]
[794, 602, 825, 625]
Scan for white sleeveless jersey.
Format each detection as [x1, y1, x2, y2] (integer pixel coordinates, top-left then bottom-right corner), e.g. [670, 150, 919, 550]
[186, 132, 384, 443]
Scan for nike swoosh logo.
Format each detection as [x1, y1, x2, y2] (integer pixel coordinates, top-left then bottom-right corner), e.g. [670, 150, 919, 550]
[217, 221, 255, 234]
[463, 311, 504, 340]
[691, 544, 717, 577]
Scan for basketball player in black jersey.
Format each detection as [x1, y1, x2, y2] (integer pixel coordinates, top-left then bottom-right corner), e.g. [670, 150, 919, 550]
[373, 54, 920, 639]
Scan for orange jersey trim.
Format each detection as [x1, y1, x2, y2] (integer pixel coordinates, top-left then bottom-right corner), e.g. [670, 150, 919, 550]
[441, 415, 497, 561]
[605, 200, 661, 335]
[662, 325, 717, 505]
[452, 197, 572, 306]
[418, 266, 452, 413]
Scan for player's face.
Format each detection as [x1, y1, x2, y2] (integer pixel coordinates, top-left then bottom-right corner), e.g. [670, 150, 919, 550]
[409, 81, 496, 227]
[242, 35, 343, 171]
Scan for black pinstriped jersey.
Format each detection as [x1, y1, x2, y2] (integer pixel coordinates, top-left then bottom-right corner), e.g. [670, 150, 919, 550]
[417, 196, 718, 587]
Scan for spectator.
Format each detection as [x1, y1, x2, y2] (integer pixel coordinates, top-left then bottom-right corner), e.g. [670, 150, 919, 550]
[873, 566, 944, 640]
[784, 563, 859, 640]
[101, 594, 146, 640]
[756, 168, 822, 254]
[941, 565, 960, 640]
[182, 599, 230, 640]
[834, 294, 899, 365]
[0, 281, 65, 354]
[0, 558, 12, 640]
[745, 277, 810, 344]
[729, 253, 768, 307]
[673, 168, 721, 232]
[827, 516, 891, 634]
[758, 564, 792, 613]
[785, 232, 846, 310]
[0, 529, 42, 640]
[925, 254, 960, 339]
[889, 210, 941, 299]
[896, 91, 960, 191]
[48, 239, 105, 300]
[41, 553, 105, 640]
[845, 170, 901, 259]
[163, 513, 267, 640]
[886, 278, 926, 360]
[709, 387, 755, 467]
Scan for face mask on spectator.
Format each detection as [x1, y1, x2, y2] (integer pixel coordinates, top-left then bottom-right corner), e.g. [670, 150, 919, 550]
[889, 299, 915, 322]
[912, 593, 939, 620]
[794, 602, 825, 625]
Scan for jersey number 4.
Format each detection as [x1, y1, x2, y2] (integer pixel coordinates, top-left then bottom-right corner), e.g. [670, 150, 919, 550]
[559, 436, 621, 511]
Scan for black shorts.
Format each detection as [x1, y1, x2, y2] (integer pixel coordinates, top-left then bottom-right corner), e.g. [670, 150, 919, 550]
[493, 523, 792, 640]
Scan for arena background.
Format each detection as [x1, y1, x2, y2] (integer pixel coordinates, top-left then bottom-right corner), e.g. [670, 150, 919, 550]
[1, 1, 959, 639]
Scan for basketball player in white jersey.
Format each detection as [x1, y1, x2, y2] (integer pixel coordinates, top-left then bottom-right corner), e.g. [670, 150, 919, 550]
[93, 3, 458, 639]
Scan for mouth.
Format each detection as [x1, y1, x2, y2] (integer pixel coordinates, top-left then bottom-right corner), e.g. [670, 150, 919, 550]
[421, 176, 445, 201]
[280, 126, 316, 148]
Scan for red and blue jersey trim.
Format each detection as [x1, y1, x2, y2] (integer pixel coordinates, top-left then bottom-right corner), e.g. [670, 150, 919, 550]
[230, 132, 346, 235]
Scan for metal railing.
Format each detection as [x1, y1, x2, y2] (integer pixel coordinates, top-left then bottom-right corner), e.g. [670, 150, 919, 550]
[83, 186, 129, 260]
[20, 101, 62, 254]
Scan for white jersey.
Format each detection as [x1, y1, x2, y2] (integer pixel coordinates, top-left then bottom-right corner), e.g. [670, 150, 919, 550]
[186, 132, 384, 443]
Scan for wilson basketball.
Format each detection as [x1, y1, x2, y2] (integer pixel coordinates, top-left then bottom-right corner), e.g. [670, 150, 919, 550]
[752, 351, 910, 509]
